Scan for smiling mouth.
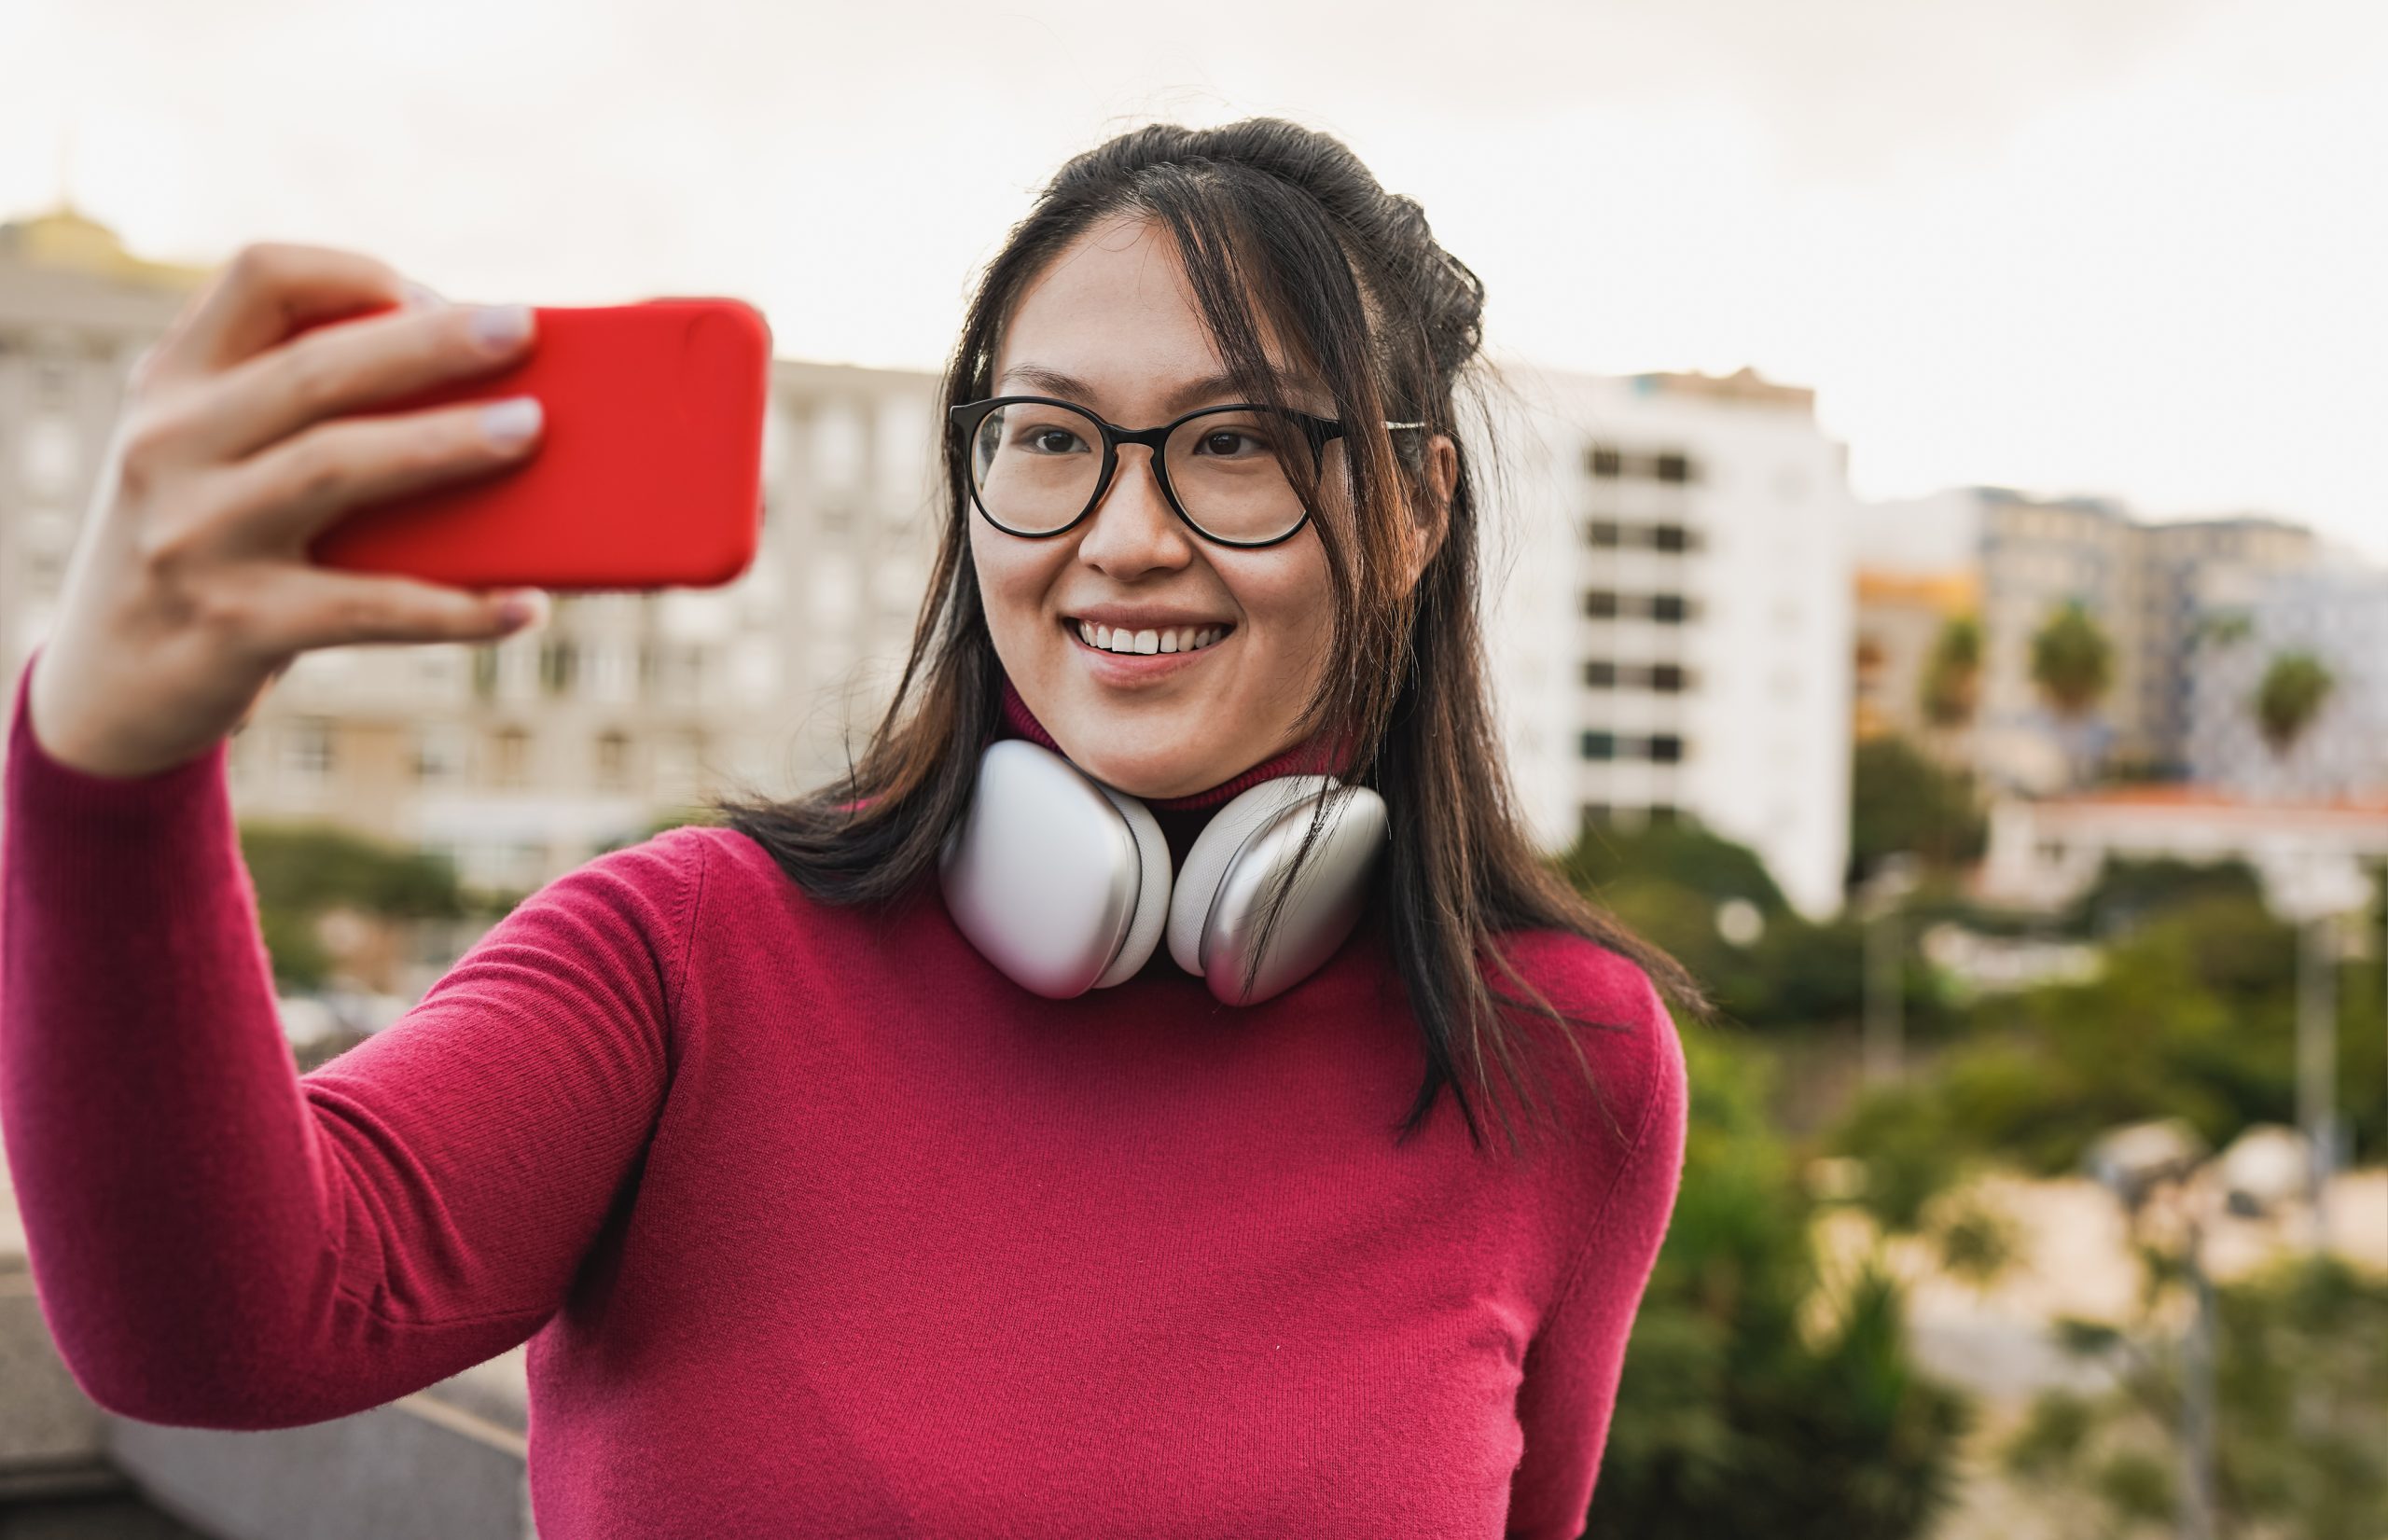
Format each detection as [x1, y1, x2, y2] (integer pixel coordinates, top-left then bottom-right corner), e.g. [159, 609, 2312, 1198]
[1068, 618, 1233, 657]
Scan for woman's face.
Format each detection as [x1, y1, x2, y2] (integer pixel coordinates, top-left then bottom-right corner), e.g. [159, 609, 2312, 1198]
[970, 215, 1340, 800]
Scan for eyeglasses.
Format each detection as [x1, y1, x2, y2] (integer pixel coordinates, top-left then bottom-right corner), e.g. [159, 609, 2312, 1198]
[950, 395, 1425, 550]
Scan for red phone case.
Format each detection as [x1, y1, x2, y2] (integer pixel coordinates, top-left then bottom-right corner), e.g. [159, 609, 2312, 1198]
[306, 299, 771, 591]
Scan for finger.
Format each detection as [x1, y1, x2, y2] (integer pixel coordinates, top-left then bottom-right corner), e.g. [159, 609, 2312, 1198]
[200, 395, 545, 552]
[191, 298, 536, 464]
[243, 567, 550, 658]
[147, 243, 410, 385]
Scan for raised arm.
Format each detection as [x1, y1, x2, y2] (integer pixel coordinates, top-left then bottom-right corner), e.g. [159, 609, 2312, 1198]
[1, 647, 704, 1427]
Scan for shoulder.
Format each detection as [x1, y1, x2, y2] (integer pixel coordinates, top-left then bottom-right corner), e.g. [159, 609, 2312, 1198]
[1489, 929, 1690, 1190]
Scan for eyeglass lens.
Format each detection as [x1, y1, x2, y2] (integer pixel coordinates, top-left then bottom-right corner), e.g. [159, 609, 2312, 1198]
[966, 402, 1318, 544]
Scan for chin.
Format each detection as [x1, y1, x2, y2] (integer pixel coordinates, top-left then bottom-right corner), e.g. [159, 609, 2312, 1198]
[1040, 701, 1237, 800]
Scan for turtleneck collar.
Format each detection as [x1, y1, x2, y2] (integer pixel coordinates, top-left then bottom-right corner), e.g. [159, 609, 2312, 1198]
[994, 675, 1348, 812]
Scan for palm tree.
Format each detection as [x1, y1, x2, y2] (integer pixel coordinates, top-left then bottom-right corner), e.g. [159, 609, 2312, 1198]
[2030, 602, 2114, 787]
[2254, 650, 2334, 756]
[1920, 615, 1982, 730]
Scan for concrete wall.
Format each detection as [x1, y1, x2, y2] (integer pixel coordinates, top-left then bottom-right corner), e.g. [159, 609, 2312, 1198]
[5, 1151, 535, 1539]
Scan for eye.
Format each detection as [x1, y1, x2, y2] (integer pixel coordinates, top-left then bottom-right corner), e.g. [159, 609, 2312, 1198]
[1020, 424, 1089, 454]
[1193, 426, 1272, 458]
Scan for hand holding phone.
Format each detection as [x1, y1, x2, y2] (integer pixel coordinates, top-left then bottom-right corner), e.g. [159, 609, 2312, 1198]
[23, 242, 768, 782]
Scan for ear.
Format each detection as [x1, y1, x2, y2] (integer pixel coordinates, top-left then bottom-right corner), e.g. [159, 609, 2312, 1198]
[1400, 433, 1458, 595]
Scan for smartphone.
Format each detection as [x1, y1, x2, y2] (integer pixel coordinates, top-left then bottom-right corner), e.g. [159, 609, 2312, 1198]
[304, 298, 772, 592]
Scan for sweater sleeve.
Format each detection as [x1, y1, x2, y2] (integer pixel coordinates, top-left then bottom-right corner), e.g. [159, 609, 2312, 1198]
[1503, 974, 1690, 1540]
[0, 645, 703, 1430]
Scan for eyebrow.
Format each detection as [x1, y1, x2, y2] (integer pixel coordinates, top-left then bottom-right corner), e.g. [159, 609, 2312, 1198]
[996, 363, 1331, 418]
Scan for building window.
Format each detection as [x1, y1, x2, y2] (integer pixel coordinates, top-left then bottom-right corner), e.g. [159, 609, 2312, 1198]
[1649, 662, 1689, 693]
[1583, 590, 1620, 619]
[285, 718, 334, 781]
[411, 724, 467, 786]
[538, 638, 577, 698]
[594, 730, 632, 793]
[1646, 803, 1679, 825]
[1648, 733, 1685, 763]
[1585, 519, 1622, 548]
[1653, 452, 1694, 484]
[493, 728, 531, 789]
[471, 645, 501, 701]
[1650, 593, 1689, 624]
[1583, 660, 1617, 688]
[1652, 522, 1694, 553]
[1580, 730, 1617, 761]
[1587, 445, 1623, 479]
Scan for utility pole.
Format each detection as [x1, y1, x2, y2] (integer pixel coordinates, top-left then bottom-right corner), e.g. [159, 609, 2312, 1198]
[1861, 853, 1919, 1086]
[2297, 912, 2339, 1253]
[2178, 1199, 2218, 1540]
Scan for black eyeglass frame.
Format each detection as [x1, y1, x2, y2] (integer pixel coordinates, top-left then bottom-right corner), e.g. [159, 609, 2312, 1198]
[949, 395, 1426, 550]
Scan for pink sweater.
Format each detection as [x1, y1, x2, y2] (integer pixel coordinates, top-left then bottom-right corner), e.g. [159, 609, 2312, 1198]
[0, 646, 1686, 1539]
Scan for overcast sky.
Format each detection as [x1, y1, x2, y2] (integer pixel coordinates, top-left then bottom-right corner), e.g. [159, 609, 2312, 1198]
[5, 0, 2382, 555]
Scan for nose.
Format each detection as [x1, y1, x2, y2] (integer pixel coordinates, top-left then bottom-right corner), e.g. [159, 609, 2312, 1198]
[1074, 443, 1195, 581]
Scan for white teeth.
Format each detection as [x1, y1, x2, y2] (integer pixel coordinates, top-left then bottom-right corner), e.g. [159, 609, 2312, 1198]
[1073, 620, 1230, 655]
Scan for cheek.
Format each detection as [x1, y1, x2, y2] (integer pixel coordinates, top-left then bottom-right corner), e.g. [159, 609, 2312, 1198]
[969, 524, 1057, 654]
[1220, 548, 1336, 699]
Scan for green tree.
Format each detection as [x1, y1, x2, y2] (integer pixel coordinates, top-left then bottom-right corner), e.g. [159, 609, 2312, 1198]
[2029, 600, 2114, 719]
[1918, 615, 1981, 729]
[1590, 1021, 1973, 1537]
[238, 821, 476, 991]
[1850, 736, 1986, 881]
[2254, 650, 2334, 756]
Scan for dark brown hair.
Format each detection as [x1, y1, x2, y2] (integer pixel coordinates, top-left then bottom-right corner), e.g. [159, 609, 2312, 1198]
[712, 118, 1701, 1156]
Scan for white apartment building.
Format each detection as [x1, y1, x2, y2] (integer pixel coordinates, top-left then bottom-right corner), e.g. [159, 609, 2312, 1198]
[1486, 365, 1855, 918]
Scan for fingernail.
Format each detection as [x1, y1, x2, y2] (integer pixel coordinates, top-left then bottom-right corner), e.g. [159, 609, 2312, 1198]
[402, 281, 446, 309]
[471, 303, 534, 350]
[480, 396, 542, 447]
[496, 589, 548, 632]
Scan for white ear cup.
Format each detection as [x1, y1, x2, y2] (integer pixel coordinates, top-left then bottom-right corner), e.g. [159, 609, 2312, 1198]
[938, 740, 1172, 998]
[1090, 783, 1172, 988]
[1168, 776, 1390, 1006]
[1167, 777, 1337, 976]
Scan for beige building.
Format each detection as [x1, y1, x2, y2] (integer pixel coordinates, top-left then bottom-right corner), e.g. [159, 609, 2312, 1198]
[0, 207, 942, 896]
[1852, 569, 1978, 757]
[1859, 487, 2319, 795]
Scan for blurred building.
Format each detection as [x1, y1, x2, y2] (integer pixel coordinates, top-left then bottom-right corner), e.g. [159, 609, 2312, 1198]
[2187, 562, 2388, 801]
[0, 205, 204, 670]
[1491, 365, 1854, 918]
[1852, 569, 1978, 758]
[1978, 784, 2388, 911]
[1856, 487, 2320, 796]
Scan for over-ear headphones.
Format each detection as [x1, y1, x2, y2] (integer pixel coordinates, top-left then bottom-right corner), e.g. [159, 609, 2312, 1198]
[938, 739, 1389, 1006]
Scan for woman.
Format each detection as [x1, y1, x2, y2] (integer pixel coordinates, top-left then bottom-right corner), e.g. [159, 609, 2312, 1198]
[3, 118, 1690, 1537]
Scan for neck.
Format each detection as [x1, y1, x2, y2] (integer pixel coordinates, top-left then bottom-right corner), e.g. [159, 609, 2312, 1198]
[994, 676, 1344, 812]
